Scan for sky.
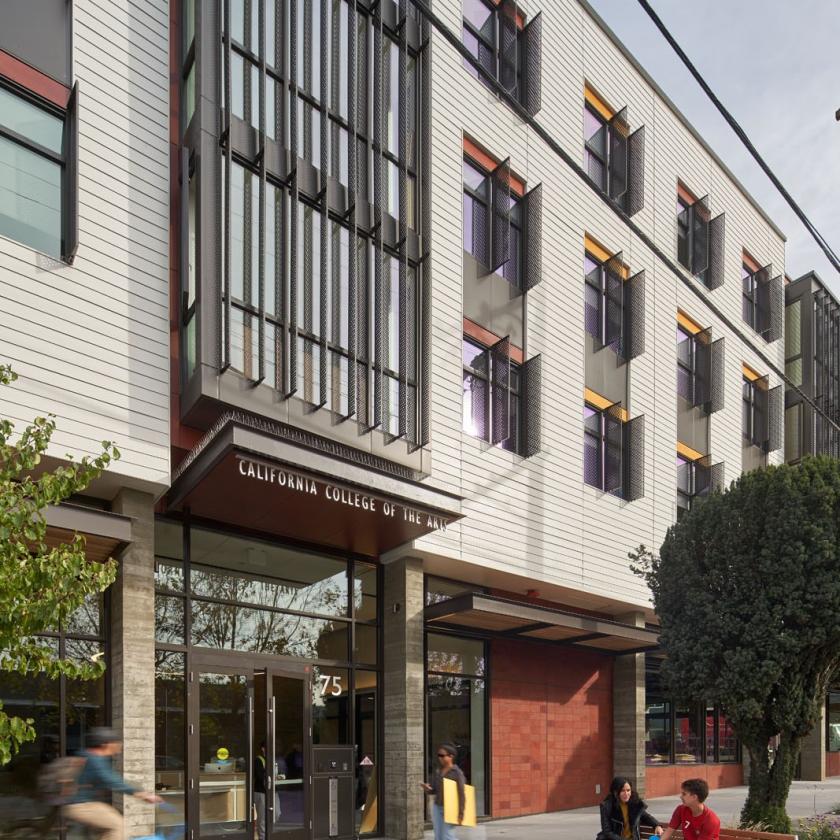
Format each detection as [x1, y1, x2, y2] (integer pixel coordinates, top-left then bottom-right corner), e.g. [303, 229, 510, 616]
[585, 0, 840, 296]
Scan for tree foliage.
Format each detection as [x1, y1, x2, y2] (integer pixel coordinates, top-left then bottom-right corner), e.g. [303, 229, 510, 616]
[0, 364, 119, 764]
[631, 457, 840, 832]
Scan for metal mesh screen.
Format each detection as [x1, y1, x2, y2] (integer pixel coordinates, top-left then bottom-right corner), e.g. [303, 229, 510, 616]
[753, 376, 769, 448]
[585, 123, 607, 187]
[490, 337, 512, 445]
[693, 328, 712, 408]
[626, 125, 645, 217]
[523, 182, 542, 291]
[709, 337, 725, 414]
[691, 195, 710, 276]
[623, 414, 645, 501]
[521, 354, 541, 457]
[624, 269, 645, 360]
[521, 12, 542, 116]
[707, 213, 725, 289]
[768, 274, 784, 343]
[604, 252, 624, 352]
[604, 404, 623, 495]
[498, 0, 518, 94]
[768, 385, 783, 453]
[63, 82, 79, 263]
[608, 108, 628, 203]
[754, 265, 772, 337]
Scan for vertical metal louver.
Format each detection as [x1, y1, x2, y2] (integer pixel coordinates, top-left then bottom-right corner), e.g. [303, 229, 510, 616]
[179, 146, 190, 325]
[371, 2, 383, 428]
[604, 252, 624, 351]
[62, 82, 79, 264]
[691, 195, 710, 276]
[490, 157, 512, 273]
[604, 404, 624, 495]
[768, 385, 783, 452]
[754, 265, 773, 337]
[695, 455, 724, 497]
[624, 269, 645, 360]
[622, 414, 645, 501]
[768, 274, 784, 343]
[498, 0, 519, 94]
[709, 337, 725, 413]
[710, 460, 725, 493]
[287, 0, 300, 396]
[222, 0, 233, 373]
[585, 123, 607, 188]
[521, 12, 542, 116]
[397, 0, 409, 439]
[608, 108, 629, 203]
[521, 354, 541, 457]
[706, 212, 725, 290]
[626, 125, 645, 217]
[257, 0, 267, 386]
[522, 182, 542, 291]
[693, 328, 712, 408]
[753, 375, 770, 448]
[490, 336, 512, 445]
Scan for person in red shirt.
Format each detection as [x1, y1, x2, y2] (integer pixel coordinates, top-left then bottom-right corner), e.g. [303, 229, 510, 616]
[661, 778, 721, 840]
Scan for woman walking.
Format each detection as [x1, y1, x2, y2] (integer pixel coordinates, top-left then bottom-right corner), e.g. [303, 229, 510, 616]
[421, 743, 465, 840]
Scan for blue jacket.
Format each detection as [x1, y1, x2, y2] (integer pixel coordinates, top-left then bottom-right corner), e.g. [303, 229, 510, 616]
[67, 751, 137, 804]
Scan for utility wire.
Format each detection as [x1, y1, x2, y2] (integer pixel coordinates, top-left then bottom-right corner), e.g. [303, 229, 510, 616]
[407, 0, 840, 436]
[636, 0, 840, 276]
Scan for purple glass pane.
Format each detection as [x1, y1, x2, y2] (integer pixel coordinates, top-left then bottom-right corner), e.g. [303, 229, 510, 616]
[583, 107, 603, 142]
[463, 193, 474, 254]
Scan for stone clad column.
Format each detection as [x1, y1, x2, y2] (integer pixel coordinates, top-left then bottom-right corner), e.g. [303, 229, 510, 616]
[111, 489, 156, 835]
[613, 610, 647, 797]
[800, 700, 827, 781]
[382, 556, 425, 840]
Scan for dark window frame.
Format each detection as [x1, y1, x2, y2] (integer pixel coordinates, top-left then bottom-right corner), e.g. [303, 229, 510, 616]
[462, 0, 522, 99]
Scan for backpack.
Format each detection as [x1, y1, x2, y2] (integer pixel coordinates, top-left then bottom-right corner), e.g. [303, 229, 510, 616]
[38, 755, 87, 806]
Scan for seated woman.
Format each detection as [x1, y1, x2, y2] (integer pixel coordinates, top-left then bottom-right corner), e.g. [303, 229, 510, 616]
[598, 776, 663, 840]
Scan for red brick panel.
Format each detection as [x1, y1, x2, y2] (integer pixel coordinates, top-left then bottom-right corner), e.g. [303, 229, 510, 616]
[490, 639, 613, 817]
[827, 752, 840, 777]
[645, 763, 743, 800]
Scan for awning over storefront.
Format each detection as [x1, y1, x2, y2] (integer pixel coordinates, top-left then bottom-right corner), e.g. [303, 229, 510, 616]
[44, 502, 133, 562]
[166, 412, 463, 556]
[425, 592, 659, 655]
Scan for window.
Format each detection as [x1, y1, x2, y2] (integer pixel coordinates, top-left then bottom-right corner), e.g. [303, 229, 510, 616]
[584, 249, 645, 360]
[784, 404, 803, 464]
[742, 259, 783, 342]
[742, 373, 782, 453]
[676, 321, 723, 413]
[583, 96, 645, 216]
[676, 193, 724, 288]
[828, 690, 840, 752]
[785, 299, 803, 386]
[0, 82, 78, 261]
[462, 151, 542, 292]
[462, 335, 540, 457]
[462, 0, 543, 116]
[583, 400, 645, 500]
[676, 452, 721, 520]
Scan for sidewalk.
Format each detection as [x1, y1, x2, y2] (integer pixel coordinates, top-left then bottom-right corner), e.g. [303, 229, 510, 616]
[424, 779, 840, 840]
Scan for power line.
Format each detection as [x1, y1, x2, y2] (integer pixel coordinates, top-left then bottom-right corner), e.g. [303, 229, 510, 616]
[636, 0, 840, 276]
[406, 0, 840, 436]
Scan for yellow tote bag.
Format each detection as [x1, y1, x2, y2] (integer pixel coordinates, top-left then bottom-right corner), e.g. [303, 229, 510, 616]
[442, 777, 477, 828]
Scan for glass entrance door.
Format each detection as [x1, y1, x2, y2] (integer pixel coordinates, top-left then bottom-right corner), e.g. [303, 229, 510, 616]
[190, 656, 310, 840]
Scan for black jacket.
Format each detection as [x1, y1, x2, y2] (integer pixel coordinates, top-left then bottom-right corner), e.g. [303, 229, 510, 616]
[597, 796, 660, 840]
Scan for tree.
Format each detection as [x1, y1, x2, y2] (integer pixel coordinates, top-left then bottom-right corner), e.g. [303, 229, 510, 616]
[0, 364, 120, 763]
[631, 457, 840, 832]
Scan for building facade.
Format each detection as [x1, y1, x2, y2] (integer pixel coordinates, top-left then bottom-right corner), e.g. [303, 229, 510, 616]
[0, 1, 826, 839]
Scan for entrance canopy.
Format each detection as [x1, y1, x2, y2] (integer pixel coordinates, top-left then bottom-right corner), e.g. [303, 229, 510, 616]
[45, 502, 132, 562]
[425, 592, 659, 655]
[166, 412, 462, 556]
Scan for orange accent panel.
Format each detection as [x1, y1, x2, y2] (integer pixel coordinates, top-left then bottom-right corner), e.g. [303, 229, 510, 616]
[677, 310, 704, 335]
[584, 388, 628, 421]
[677, 441, 704, 461]
[677, 182, 698, 205]
[742, 362, 761, 382]
[584, 234, 629, 280]
[646, 764, 743, 799]
[488, 0, 525, 28]
[742, 250, 762, 273]
[463, 318, 524, 364]
[584, 84, 614, 120]
[0, 48, 70, 108]
[463, 137, 526, 197]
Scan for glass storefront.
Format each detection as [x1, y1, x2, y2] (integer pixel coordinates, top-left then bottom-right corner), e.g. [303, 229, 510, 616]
[154, 519, 380, 838]
[426, 633, 487, 816]
[0, 594, 107, 839]
[828, 690, 840, 752]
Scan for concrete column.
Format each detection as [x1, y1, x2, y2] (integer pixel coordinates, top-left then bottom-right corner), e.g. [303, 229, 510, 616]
[382, 556, 425, 840]
[110, 489, 156, 835]
[800, 700, 827, 781]
[613, 611, 647, 798]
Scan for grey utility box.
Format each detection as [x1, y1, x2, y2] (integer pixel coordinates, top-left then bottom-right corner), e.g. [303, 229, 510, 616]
[312, 745, 355, 840]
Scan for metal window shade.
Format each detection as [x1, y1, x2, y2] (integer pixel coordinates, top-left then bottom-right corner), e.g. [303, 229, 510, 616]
[707, 213, 725, 289]
[604, 404, 624, 495]
[520, 354, 541, 457]
[752, 376, 769, 448]
[767, 385, 783, 453]
[709, 337, 725, 414]
[223, 0, 233, 372]
[62, 82, 79, 264]
[257, 0, 267, 385]
[753, 265, 772, 336]
[345, 2, 357, 419]
[608, 108, 629, 203]
[693, 455, 712, 497]
[521, 12, 542, 116]
[419, 25, 432, 448]
[318, 0, 329, 406]
[397, 5, 409, 439]
[585, 123, 607, 187]
[693, 328, 712, 408]
[476, 34, 496, 81]
[676, 458, 691, 497]
[287, 0, 299, 396]
[710, 460, 725, 493]
[490, 337, 512, 445]
[768, 274, 784, 343]
[371, 3, 383, 428]
[498, 0, 518, 93]
[622, 414, 645, 501]
[677, 338, 694, 404]
[604, 252, 624, 352]
[490, 158, 512, 273]
[522, 182, 542, 291]
[584, 265, 603, 346]
[179, 147, 189, 326]
[676, 205, 689, 269]
[624, 269, 645, 360]
[626, 125, 645, 217]
[473, 194, 491, 268]
[690, 195, 710, 276]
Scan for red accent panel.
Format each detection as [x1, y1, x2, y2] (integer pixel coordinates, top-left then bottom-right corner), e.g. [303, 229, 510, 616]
[490, 639, 613, 817]
[463, 319, 524, 365]
[0, 48, 70, 108]
[827, 752, 840, 777]
[645, 763, 743, 799]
